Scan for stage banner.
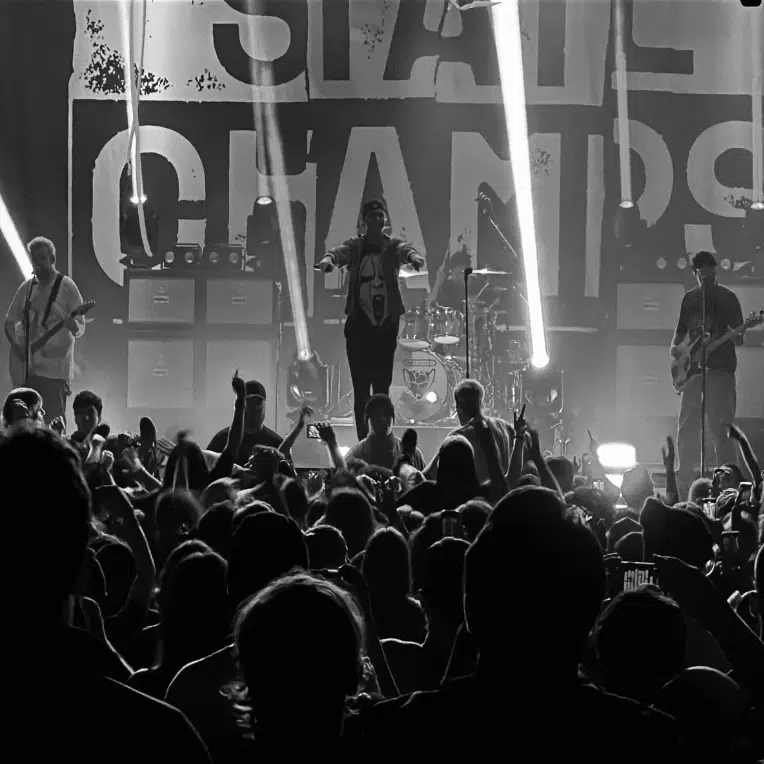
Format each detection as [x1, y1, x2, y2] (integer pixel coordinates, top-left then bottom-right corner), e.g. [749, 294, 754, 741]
[69, 0, 760, 332]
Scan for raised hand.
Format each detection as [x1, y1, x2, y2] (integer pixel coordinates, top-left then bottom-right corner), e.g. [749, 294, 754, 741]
[728, 424, 745, 442]
[527, 428, 542, 457]
[298, 404, 314, 426]
[513, 404, 527, 436]
[49, 416, 66, 436]
[572, 455, 581, 475]
[316, 421, 337, 445]
[232, 369, 246, 402]
[587, 428, 599, 456]
[661, 435, 675, 470]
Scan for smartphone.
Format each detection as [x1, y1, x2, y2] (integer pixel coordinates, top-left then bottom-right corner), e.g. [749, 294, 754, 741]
[700, 497, 716, 519]
[592, 479, 605, 492]
[620, 562, 658, 593]
[306, 424, 321, 439]
[722, 530, 740, 555]
[441, 509, 462, 538]
[738, 482, 753, 503]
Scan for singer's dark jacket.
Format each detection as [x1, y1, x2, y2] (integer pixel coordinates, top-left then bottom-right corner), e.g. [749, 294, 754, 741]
[672, 284, 744, 373]
[324, 235, 421, 322]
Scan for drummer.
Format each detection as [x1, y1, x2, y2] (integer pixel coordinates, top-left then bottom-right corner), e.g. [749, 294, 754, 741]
[425, 249, 471, 313]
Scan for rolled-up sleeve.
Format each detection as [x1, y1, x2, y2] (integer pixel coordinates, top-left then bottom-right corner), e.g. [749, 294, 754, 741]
[325, 239, 356, 268]
[396, 241, 422, 266]
[64, 278, 86, 338]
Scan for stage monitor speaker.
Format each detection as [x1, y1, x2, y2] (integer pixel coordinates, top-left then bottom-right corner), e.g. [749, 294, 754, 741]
[206, 278, 274, 324]
[127, 338, 194, 409]
[128, 276, 195, 324]
[617, 283, 685, 331]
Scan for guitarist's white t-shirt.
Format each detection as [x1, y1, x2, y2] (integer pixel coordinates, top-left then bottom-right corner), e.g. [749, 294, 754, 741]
[5, 275, 85, 381]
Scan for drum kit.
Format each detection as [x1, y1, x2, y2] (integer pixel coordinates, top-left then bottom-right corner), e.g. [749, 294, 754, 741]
[394, 268, 529, 424]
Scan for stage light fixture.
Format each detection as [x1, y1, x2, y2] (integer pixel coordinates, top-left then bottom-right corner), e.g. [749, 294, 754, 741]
[201, 243, 244, 271]
[596, 442, 637, 489]
[256, 195, 274, 206]
[744, 204, 763, 254]
[614, 203, 647, 247]
[287, 352, 328, 410]
[162, 243, 201, 270]
[130, 193, 148, 204]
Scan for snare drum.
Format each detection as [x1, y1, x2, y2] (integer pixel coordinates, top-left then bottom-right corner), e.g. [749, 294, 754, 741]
[399, 306, 431, 350]
[430, 306, 463, 345]
[393, 349, 460, 423]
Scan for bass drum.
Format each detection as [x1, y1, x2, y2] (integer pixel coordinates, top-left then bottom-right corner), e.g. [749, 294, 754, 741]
[392, 349, 460, 423]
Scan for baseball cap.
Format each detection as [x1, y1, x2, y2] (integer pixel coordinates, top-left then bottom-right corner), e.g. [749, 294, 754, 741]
[245, 380, 266, 399]
[691, 250, 717, 270]
[362, 199, 387, 218]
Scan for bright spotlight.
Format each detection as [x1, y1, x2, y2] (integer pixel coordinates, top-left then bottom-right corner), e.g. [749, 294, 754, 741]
[619, 200, 634, 209]
[0, 194, 33, 279]
[489, 0, 548, 374]
[752, 202, 764, 211]
[338, 445, 350, 457]
[130, 193, 147, 205]
[423, 391, 439, 404]
[256, 196, 274, 206]
[597, 442, 637, 471]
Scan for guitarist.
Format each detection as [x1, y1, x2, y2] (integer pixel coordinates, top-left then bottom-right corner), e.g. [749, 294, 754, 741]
[671, 250, 744, 497]
[4, 237, 85, 424]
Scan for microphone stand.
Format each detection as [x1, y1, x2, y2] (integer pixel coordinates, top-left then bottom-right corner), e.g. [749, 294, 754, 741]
[700, 284, 708, 476]
[274, 281, 283, 431]
[22, 278, 36, 387]
[464, 267, 473, 379]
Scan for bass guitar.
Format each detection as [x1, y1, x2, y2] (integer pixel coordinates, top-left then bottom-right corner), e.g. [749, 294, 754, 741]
[671, 310, 763, 394]
[9, 300, 96, 387]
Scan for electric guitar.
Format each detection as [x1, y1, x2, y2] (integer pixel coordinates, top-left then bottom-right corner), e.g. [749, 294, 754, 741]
[671, 310, 763, 394]
[8, 300, 96, 387]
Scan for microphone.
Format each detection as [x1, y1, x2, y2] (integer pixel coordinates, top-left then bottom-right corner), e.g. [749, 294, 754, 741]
[465, 267, 473, 278]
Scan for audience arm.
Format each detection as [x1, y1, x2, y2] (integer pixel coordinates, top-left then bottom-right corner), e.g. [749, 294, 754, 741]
[508, 407, 528, 489]
[729, 425, 761, 488]
[528, 429, 563, 496]
[278, 405, 312, 461]
[317, 423, 345, 470]
[662, 435, 679, 506]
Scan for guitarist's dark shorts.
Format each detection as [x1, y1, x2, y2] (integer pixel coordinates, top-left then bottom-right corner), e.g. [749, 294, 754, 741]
[26, 375, 70, 425]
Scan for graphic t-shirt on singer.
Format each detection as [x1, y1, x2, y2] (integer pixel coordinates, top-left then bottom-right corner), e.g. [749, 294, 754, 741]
[358, 244, 389, 327]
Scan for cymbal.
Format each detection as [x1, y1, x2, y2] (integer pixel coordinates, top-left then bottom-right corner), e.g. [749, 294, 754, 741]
[471, 268, 509, 276]
[399, 269, 428, 279]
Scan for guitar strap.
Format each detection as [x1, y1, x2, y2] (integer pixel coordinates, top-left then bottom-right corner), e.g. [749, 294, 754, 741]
[41, 274, 64, 328]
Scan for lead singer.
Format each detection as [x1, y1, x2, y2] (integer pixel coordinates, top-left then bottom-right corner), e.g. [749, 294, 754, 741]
[317, 200, 425, 440]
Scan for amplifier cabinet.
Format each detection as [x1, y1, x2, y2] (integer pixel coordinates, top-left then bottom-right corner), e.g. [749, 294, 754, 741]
[128, 275, 195, 324]
[127, 338, 194, 409]
[206, 278, 273, 325]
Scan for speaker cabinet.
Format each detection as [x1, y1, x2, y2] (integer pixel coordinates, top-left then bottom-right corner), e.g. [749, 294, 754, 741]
[616, 345, 679, 419]
[127, 339, 194, 409]
[617, 283, 685, 331]
[128, 276, 195, 324]
[206, 278, 273, 324]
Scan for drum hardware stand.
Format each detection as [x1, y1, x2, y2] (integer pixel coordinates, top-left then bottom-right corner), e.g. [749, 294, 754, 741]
[274, 282, 283, 427]
[700, 283, 708, 477]
[464, 266, 473, 378]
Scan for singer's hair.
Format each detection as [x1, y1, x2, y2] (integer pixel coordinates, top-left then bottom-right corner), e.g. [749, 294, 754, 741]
[73, 390, 103, 418]
[454, 379, 485, 418]
[26, 236, 56, 263]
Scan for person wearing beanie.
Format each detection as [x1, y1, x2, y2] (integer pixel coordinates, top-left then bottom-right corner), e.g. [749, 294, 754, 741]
[317, 199, 425, 440]
[207, 379, 283, 466]
[671, 250, 746, 498]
